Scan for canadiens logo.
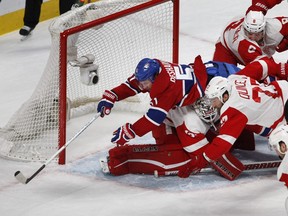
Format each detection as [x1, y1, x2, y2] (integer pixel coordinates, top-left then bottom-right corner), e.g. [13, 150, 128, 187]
[220, 115, 228, 127]
[185, 130, 197, 138]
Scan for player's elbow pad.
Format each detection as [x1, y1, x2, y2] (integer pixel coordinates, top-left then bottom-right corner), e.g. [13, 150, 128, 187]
[146, 108, 167, 126]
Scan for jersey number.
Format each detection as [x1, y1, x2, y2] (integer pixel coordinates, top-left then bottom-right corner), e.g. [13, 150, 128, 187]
[252, 86, 279, 103]
[174, 65, 194, 80]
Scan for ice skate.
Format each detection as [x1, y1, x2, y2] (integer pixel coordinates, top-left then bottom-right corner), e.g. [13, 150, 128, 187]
[99, 156, 110, 174]
[19, 26, 34, 41]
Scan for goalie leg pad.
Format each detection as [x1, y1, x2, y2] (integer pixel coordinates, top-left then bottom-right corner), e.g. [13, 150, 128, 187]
[107, 146, 130, 176]
[107, 143, 190, 176]
[211, 152, 245, 181]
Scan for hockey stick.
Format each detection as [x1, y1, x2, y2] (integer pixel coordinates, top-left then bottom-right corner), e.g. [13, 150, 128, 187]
[154, 160, 282, 177]
[14, 112, 101, 184]
[243, 160, 281, 170]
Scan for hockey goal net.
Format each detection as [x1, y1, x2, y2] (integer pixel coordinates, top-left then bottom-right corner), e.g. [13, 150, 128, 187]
[0, 0, 179, 164]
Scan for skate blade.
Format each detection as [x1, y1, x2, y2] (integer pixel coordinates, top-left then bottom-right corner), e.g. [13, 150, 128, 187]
[99, 157, 110, 174]
[20, 33, 32, 42]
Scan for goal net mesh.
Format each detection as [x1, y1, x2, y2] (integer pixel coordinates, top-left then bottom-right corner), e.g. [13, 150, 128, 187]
[0, 0, 177, 162]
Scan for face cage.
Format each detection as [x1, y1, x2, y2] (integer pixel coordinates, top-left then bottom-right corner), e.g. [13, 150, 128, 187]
[194, 97, 218, 124]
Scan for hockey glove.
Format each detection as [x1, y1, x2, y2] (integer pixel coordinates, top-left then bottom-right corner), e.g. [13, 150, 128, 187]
[178, 154, 209, 178]
[276, 37, 288, 53]
[276, 63, 288, 81]
[97, 90, 118, 117]
[111, 123, 136, 146]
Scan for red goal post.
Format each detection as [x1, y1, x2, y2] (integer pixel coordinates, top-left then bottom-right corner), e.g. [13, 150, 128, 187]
[0, 0, 179, 164]
[58, 0, 180, 164]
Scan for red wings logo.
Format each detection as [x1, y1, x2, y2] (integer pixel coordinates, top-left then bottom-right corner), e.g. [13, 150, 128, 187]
[185, 129, 197, 138]
[220, 115, 228, 127]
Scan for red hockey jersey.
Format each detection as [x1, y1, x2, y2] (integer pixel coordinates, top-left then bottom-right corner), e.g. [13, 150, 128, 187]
[111, 56, 208, 137]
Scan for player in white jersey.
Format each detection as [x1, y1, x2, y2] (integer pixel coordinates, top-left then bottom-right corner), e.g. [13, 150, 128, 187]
[213, 0, 288, 81]
[269, 124, 288, 187]
[214, 13, 288, 62]
[101, 96, 245, 180]
[177, 74, 288, 178]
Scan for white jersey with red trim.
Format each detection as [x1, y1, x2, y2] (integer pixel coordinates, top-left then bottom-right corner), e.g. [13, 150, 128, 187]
[277, 154, 288, 187]
[219, 17, 287, 65]
[204, 75, 288, 161]
[262, 17, 288, 56]
[222, 75, 286, 128]
[165, 106, 211, 154]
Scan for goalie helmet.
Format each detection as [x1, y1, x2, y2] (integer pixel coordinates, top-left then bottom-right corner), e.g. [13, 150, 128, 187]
[205, 76, 232, 104]
[269, 125, 288, 158]
[243, 11, 266, 33]
[193, 96, 218, 124]
[134, 58, 160, 82]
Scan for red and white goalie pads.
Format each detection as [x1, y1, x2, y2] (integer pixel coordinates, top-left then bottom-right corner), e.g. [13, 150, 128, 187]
[106, 143, 191, 176]
[105, 143, 245, 180]
[211, 152, 245, 181]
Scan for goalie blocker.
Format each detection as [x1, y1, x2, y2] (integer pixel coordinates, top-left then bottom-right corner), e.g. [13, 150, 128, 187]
[101, 143, 244, 181]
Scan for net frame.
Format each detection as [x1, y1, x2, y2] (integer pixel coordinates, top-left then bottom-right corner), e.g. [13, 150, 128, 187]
[0, 0, 179, 164]
[58, 0, 179, 164]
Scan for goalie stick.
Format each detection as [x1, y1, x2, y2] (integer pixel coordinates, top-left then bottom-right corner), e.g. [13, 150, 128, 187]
[14, 112, 101, 184]
[153, 160, 282, 177]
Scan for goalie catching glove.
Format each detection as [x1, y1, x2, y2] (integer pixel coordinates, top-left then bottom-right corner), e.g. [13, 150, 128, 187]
[97, 90, 118, 117]
[111, 123, 136, 146]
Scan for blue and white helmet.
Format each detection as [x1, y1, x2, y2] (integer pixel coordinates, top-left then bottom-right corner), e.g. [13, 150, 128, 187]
[134, 58, 160, 82]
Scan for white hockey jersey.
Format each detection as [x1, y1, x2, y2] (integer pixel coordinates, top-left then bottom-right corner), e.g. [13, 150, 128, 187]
[219, 16, 288, 64]
[204, 75, 288, 161]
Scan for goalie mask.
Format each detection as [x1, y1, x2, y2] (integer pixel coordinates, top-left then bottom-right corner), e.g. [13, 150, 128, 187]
[193, 96, 219, 124]
[269, 125, 288, 159]
[134, 58, 160, 82]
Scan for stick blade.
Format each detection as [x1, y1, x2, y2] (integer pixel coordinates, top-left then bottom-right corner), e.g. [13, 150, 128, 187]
[14, 171, 28, 184]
